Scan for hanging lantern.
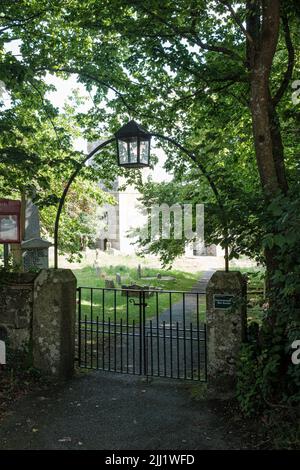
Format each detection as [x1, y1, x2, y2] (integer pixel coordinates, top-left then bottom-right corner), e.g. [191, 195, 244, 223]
[115, 120, 151, 169]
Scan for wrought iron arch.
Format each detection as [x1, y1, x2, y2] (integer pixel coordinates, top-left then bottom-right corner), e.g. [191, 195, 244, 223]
[54, 133, 229, 270]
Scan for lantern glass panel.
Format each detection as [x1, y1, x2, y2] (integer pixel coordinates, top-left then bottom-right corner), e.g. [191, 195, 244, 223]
[118, 139, 128, 165]
[140, 139, 150, 164]
[129, 138, 138, 164]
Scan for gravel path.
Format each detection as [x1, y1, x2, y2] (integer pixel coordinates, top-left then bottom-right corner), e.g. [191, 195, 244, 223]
[152, 269, 214, 326]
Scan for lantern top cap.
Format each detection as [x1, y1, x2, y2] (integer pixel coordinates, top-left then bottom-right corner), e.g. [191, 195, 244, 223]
[115, 120, 151, 139]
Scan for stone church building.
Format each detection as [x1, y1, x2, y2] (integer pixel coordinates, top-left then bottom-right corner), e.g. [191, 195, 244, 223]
[88, 142, 221, 258]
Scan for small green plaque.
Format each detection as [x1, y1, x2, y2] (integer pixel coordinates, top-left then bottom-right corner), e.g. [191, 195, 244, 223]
[214, 294, 234, 309]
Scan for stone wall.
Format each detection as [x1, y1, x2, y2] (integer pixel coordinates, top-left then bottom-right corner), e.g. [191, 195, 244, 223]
[0, 269, 76, 378]
[0, 273, 36, 350]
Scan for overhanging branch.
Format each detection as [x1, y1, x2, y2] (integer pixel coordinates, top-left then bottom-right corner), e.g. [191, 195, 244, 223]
[137, 4, 244, 64]
[218, 0, 254, 44]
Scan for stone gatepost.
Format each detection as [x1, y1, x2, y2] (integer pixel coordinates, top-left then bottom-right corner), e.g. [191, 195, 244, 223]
[32, 269, 76, 378]
[206, 271, 247, 396]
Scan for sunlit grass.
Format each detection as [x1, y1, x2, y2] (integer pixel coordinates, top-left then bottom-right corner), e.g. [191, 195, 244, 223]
[74, 265, 203, 322]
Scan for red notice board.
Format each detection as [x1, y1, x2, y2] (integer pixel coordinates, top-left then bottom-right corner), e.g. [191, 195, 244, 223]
[0, 199, 21, 244]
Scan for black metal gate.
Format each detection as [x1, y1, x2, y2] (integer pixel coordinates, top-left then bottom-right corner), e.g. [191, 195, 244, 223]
[77, 287, 207, 382]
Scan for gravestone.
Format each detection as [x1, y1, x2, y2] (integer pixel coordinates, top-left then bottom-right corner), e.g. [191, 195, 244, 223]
[137, 264, 142, 279]
[116, 273, 121, 285]
[106, 241, 114, 254]
[95, 265, 101, 276]
[94, 249, 100, 274]
[21, 196, 51, 270]
[93, 259, 101, 276]
[105, 279, 115, 289]
[121, 284, 156, 298]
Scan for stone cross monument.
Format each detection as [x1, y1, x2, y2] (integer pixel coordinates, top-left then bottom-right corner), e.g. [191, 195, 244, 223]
[21, 197, 52, 271]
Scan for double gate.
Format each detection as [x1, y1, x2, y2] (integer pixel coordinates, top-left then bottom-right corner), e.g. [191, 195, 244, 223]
[77, 287, 207, 382]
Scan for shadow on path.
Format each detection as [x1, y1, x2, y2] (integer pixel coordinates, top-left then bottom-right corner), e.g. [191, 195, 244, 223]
[0, 371, 248, 450]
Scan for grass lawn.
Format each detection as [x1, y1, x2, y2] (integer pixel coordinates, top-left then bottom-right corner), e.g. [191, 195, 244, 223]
[74, 264, 266, 325]
[73, 265, 203, 323]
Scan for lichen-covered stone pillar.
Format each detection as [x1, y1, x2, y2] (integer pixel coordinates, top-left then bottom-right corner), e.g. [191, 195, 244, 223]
[206, 271, 247, 396]
[0, 273, 36, 351]
[32, 269, 76, 379]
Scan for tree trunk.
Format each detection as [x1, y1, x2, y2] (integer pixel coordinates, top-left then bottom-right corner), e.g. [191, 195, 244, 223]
[248, 0, 282, 197]
[250, 73, 279, 194]
[268, 100, 289, 193]
[247, 1, 289, 304]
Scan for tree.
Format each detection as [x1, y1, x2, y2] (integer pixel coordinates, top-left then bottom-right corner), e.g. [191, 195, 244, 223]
[0, 1, 121, 258]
